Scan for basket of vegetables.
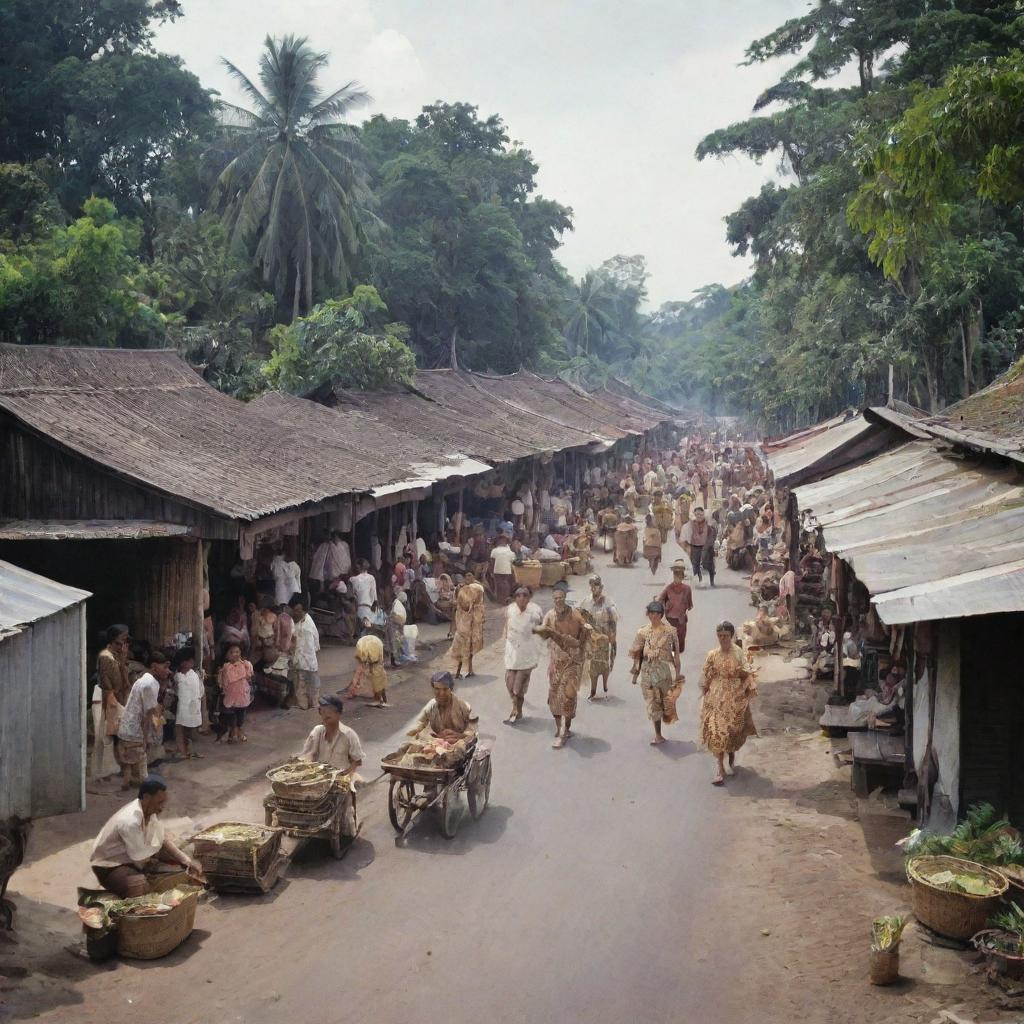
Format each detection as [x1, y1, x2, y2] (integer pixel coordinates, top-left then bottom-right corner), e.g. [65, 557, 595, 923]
[973, 903, 1024, 980]
[906, 856, 1008, 941]
[869, 915, 906, 985]
[191, 822, 283, 883]
[100, 886, 202, 960]
[266, 761, 341, 803]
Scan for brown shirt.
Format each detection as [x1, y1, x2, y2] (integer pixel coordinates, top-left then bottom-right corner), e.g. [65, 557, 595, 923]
[96, 648, 130, 705]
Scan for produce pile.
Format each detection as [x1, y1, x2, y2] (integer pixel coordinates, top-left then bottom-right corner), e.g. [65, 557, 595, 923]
[193, 823, 272, 846]
[394, 735, 468, 768]
[908, 803, 1024, 866]
[80, 886, 200, 931]
[267, 760, 349, 794]
[919, 868, 1002, 896]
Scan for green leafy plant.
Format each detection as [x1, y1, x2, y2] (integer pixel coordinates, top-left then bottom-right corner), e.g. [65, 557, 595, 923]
[871, 915, 907, 952]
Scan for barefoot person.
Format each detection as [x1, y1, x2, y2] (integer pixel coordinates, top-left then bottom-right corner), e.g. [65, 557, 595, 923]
[503, 585, 543, 724]
[449, 571, 486, 678]
[535, 580, 588, 749]
[642, 513, 663, 575]
[346, 632, 389, 707]
[629, 601, 683, 745]
[297, 695, 364, 835]
[657, 560, 694, 654]
[578, 575, 618, 699]
[90, 775, 204, 897]
[700, 620, 757, 785]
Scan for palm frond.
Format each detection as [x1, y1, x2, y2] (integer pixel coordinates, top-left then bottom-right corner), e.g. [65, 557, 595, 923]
[220, 58, 276, 122]
[307, 81, 371, 123]
[216, 101, 272, 130]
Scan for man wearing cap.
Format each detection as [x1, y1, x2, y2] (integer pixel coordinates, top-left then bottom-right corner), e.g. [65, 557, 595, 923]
[534, 580, 589, 748]
[297, 695, 364, 835]
[409, 672, 478, 742]
[503, 585, 543, 724]
[90, 775, 204, 897]
[579, 575, 618, 699]
[657, 560, 694, 653]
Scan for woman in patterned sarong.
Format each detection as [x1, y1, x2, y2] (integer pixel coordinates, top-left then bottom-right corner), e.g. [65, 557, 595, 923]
[448, 572, 486, 677]
[699, 620, 757, 786]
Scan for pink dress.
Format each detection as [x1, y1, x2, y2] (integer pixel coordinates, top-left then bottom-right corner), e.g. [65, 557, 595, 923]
[220, 660, 253, 709]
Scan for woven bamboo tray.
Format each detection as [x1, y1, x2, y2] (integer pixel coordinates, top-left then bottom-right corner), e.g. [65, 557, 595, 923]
[116, 889, 200, 960]
[907, 856, 1008, 941]
[266, 763, 340, 802]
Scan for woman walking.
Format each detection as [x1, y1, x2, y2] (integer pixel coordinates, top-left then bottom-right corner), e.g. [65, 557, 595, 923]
[699, 620, 757, 785]
[642, 514, 663, 575]
[449, 571, 486, 677]
[629, 601, 683, 746]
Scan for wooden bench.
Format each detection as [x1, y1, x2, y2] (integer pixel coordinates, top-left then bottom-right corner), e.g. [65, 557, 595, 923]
[850, 730, 905, 797]
[819, 704, 870, 737]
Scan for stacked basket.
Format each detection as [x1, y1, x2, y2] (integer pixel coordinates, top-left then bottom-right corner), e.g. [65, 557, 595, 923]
[265, 762, 348, 836]
[191, 822, 284, 894]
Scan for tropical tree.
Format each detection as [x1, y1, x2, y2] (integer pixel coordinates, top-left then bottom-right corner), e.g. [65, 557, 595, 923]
[210, 35, 370, 318]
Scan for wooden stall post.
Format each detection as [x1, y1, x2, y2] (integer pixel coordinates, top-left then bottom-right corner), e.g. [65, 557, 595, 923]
[195, 538, 208, 723]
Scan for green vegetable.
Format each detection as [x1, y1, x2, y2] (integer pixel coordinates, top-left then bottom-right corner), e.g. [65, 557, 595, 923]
[910, 803, 1024, 866]
[871, 915, 906, 952]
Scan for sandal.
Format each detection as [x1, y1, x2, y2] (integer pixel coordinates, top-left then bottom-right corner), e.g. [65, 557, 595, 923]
[189, 752, 205, 759]
[551, 735, 566, 749]
[712, 774, 725, 786]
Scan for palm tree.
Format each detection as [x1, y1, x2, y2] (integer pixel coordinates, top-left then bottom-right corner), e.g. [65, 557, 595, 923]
[212, 35, 370, 317]
[563, 270, 617, 357]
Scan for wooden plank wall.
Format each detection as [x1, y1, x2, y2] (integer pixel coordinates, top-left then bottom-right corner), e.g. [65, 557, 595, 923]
[0, 417, 236, 540]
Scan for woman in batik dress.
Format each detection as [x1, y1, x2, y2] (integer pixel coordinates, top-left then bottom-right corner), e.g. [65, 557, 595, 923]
[699, 620, 757, 786]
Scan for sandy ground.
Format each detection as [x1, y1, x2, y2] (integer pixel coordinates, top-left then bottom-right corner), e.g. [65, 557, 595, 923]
[1, 537, 1019, 1024]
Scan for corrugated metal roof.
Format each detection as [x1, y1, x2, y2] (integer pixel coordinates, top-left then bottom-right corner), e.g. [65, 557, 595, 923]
[792, 442, 1024, 624]
[0, 520, 192, 540]
[767, 414, 877, 485]
[0, 559, 90, 640]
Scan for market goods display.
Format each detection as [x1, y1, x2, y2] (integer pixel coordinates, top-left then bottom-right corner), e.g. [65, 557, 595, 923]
[192, 822, 283, 893]
[267, 760, 348, 802]
[392, 735, 469, 768]
[907, 855, 1008, 941]
[909, 803, 1024, 867]
[79, 886, 202, 960]
[869, 915, 906, 986]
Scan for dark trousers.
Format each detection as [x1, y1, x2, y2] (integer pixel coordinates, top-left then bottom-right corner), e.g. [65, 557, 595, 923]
[689, 545, 703, 580]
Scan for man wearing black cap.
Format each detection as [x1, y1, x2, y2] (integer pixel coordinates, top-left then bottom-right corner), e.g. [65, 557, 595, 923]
[89, 775, 204, 897]
[534, 580, 588, 748]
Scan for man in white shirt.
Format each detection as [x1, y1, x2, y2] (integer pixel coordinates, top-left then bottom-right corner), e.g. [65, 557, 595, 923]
[350, 559, 378, 627]
[489, 534, 515, 604]
[297, 695, 364, 835]
[326, 531, 352, 579]
[503, 586, 543, 724]
[309, 535, 332, 594]
[90, 776, 203, 897]
[289, 596, 321, 710]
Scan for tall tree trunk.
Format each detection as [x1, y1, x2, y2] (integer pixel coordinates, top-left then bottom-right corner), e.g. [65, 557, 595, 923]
[292, 263, 301, 322]
[966, 300, 983, 394]
[959, 320, 970, 399]
[921, 347, 940, 413]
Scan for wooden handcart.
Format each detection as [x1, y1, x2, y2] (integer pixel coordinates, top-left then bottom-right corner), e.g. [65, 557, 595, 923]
[381, 735, 493, 841]
[263, 784, 357, 860]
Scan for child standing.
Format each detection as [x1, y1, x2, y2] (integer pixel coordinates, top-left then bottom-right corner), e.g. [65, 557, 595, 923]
[171, 648, 206, 759]
[217, 643, 253, 743]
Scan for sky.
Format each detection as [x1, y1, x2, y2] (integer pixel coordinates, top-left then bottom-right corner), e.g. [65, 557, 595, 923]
[155, 0, 808, 307]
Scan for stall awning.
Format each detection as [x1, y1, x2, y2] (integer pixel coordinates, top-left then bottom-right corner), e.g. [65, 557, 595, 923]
[792, 442, 1024, 625]
[0, 519, 193, 540]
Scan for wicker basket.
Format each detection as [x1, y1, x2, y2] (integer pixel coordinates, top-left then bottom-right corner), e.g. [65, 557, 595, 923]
[972, 930, 1024, 980]
[869, 947, 899, 985]
[512, 562, 542, 589]
[116, 889, 200, 960]
[266, 764, 339, 803]
[907, 856, 1008, 941]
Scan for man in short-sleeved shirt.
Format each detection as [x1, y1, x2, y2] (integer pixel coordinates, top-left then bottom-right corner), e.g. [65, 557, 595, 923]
[503, 586, 543, 723]
[298, 695, 363, 834]
[117, 653, 166, 788]
[490, 535, 515, 604]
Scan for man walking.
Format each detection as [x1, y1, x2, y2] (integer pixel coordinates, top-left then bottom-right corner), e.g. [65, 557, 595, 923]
[503, 585, 543, 724]
[535, 580, 589, 749]
[682, 506, 710, 583]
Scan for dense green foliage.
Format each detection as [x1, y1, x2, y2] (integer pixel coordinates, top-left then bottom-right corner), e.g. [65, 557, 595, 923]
[671, 0, 1024, 424]
[3, 1, 1024, 422]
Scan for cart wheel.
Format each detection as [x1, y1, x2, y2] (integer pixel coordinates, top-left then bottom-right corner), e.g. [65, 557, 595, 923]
[467, 756, 492, 820]
[440, 787, 465, 840]
[388, 779, 416, 834]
